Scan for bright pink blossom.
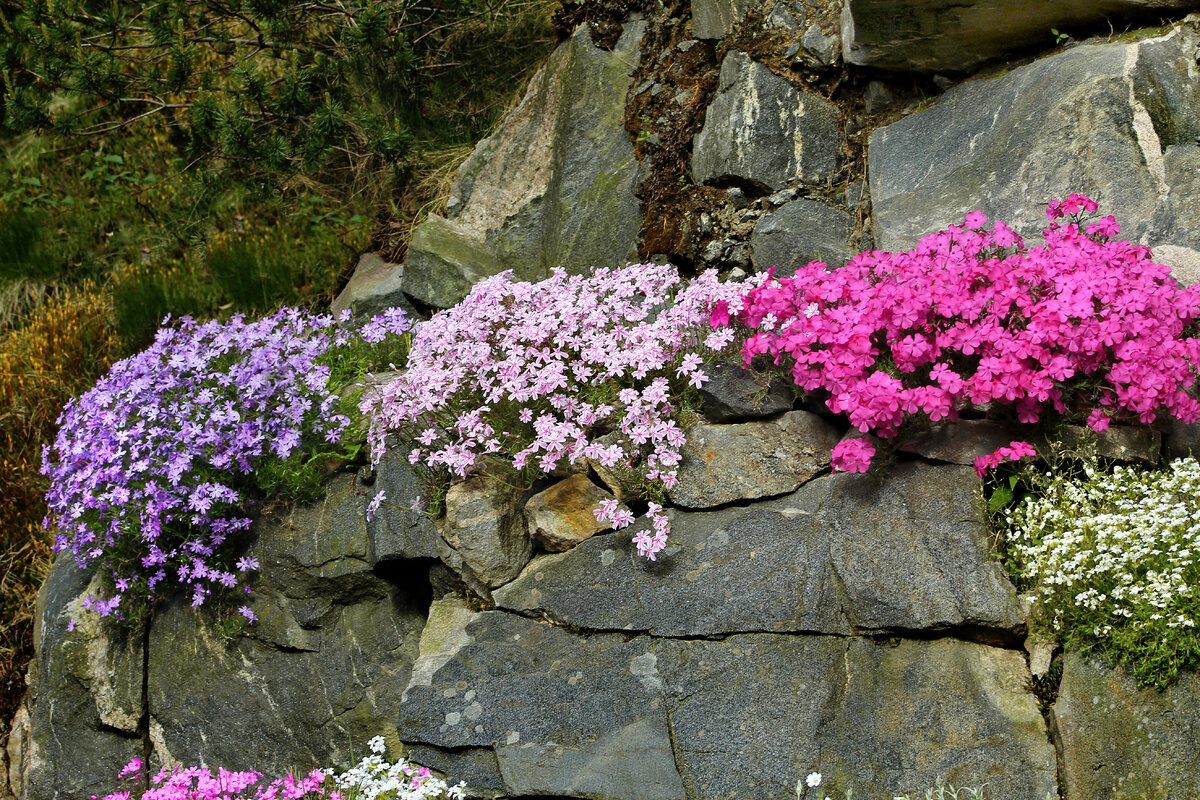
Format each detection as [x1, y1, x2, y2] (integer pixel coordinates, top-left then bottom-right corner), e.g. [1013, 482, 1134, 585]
[831, 438, 876, 473]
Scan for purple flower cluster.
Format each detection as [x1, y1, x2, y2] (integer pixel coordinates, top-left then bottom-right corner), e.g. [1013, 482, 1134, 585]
[43, 306, 411, 620]
[361, 265, 744, 558]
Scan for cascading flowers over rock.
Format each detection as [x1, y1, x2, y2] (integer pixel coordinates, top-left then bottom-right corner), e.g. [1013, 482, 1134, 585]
[360, 264, 746, 559]
[41, 307, 411, 623]
[712, 195, 1200, 472]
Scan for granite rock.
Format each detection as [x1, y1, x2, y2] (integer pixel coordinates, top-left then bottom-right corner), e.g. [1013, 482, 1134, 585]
[870, 26, 1200, 257]
[693, 51, 839, 192]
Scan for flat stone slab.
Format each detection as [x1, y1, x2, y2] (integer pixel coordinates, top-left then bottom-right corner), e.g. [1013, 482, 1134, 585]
[842, 0, 1197, 73]
[869, 26, 1200, 258]
[398, 599, 686, 800]
[496, 463, 1024, 637]
[693, 51, 838, 192]
[668, 410, 840, 509]
[658, 635, 1057, 800]
[1053, 652, 1200, 800]
[898, 419, 1022, 465]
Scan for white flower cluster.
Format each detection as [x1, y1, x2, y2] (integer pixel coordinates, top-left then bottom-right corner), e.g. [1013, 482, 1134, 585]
[327, 736, 466, 800]
[1007, 458, 1200, 637]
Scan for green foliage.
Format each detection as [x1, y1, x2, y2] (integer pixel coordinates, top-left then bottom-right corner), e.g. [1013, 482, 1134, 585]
[1, 0, 555, 202]
[0, 207, 48, 281]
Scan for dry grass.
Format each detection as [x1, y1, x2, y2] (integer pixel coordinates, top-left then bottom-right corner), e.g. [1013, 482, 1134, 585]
[0, 286, 123, 723]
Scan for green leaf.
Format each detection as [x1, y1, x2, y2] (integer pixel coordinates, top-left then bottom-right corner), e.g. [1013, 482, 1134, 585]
[103, 154, 125, 164]
[20, 176, 41, 187]
[988, 483, 1014, 513]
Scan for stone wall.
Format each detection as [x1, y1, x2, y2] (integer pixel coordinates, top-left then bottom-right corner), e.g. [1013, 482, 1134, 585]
[12, 3, 1200, 800]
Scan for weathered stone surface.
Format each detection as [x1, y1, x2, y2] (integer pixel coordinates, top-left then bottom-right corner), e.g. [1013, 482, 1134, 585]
[443, 476, 532, 588]
[691, 0, 763, 39]
[693, 51, 839, 192]
[398, 599, 685, 800]
[18, 559, 143, 800]
[1161, 416, 1200, 461]
[802, 23, 841, 66]
[658, 635, 1056, 800]
[367, 449, 444, 564]
[1054, 652, 1200, 800]
[900, 420, 1162, 465]
[870, 25, 1200, 254]
[497, 463, 1024, 637]
[697, 359, 794, 421]
[749, 198, 856, 274]
[403, 22, 645, 309]
[1055, 424, 1162, 463]
[148, 474, 429, 775]
[899, 419, 1021, 464]
[842, 0, 1198, 73]
[524, 474, 619, 553]
[818, 464, 1023, 634]
[401, 215, 502, 311]
[668, 410, 840, 508]
[330, 252, 418, 321]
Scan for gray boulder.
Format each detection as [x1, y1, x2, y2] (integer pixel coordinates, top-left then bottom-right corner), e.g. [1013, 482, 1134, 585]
[443, 476, 532, 588]
[658, 635, 1056, 800]
[693, 51, 839, 192]
[1054, 424, 1162, 463]
[842, 0, 1199, 73]
[330, 252, 418, 321]
[898, 420, 1024, 465]
[749, 198, 856, 274]
[147, 474, 429, 774]
[397, 599, 686, 800]
[14, 560, 143, 800]
[870, 25, 1200, 258]
[801, 24, 841, 66]
[403, 21, 645, 309]
[1053, 652, 1200, 800]
[367, 450, 445, 565]
[669, 410, 839, 508]
[697, 359, 795, 422]
[496, 463, 1024, 637]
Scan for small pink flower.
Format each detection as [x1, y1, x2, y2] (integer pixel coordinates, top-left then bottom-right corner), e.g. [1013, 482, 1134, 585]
[831, 438, 875, 473]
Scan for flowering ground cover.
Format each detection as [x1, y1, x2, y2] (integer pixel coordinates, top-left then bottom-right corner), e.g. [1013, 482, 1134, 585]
[711, 195, 1200, 473]
[360, 263, 748, 559]
[1003, 457, 1200, 689]
[41, 306, 411, 626]
[96, 736, 466, 800]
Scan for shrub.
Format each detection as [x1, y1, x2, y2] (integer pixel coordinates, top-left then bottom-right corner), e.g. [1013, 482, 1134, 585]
[715, 197, 1200, 472]
[361, 264, 745, 559]
[1004, 457, 1200, 688]
[41, 307, 411, 626]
